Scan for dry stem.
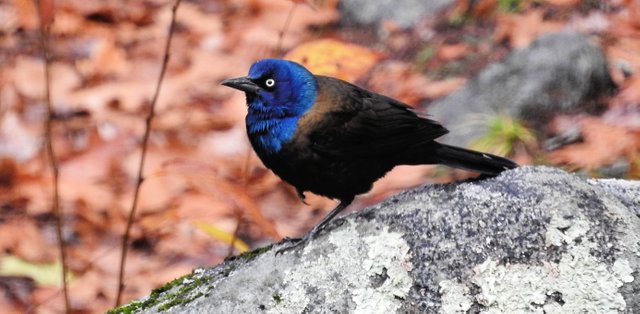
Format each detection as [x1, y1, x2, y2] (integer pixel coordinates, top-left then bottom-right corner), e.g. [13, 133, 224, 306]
[114, 0, 183, 306]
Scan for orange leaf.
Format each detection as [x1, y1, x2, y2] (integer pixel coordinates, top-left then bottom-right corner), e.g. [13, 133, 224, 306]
[37, 0, 55, 27]
[612, 75, 640, 107]
[159, 158, 281, 240]
[437, 43, 471, 61]
[285, 39, 382, 82]
[548, 117, 638, 170]
[288, 0, 318, 10]
[543, 0, 580, 6]
[494, 9, 564, 48]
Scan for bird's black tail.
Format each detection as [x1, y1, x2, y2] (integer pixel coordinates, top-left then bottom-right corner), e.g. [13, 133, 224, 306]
[431, 143, 518, 176]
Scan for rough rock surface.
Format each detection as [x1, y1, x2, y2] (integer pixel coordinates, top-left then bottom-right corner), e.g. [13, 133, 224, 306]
[429, 31, 616, 147]
[112, 167, 639, 313]
[339, 0, 454, 28]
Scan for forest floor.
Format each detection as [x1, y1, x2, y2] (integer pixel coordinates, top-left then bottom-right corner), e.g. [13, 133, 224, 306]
[0, 0, 639, 312]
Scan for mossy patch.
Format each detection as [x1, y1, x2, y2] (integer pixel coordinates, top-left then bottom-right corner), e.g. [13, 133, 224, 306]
[107, 271, 207, 313]
[225, 244, 273, 263]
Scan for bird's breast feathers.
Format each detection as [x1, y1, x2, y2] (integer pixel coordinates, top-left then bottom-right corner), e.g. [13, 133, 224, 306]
[245, 108, 299, 155]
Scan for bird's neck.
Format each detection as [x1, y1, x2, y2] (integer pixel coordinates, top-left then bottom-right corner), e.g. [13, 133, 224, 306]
[246, 100, 302, 155]
[245, 75, 318, 155]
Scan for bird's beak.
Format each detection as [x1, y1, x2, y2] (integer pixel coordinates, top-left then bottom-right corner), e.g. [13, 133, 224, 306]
[221, 76, 260, 95]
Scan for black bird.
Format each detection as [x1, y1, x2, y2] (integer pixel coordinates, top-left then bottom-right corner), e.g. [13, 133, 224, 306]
[222, 59, 517, 250]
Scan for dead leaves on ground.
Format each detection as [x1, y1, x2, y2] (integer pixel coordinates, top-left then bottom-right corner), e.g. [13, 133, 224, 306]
[2, 0, 640, 312]
[549, 117, 639, 170]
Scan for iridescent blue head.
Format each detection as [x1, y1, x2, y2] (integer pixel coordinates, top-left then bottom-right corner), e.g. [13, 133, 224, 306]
[221, 59, 318, 154]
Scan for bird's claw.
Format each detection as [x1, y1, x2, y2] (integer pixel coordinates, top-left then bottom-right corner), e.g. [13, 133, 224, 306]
[275, 233, 314, 255]
[281, 236, 302, 243]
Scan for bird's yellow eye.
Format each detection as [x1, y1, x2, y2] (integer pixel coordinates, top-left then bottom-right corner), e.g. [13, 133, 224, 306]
[265, 78, 275, 88]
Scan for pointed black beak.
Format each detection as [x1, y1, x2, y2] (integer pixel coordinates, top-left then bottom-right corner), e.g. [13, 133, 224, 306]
[221, 76, 260, 95]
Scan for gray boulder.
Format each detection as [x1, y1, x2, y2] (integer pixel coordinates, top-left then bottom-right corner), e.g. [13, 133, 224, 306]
[339, 0, 454, 28]
[429, 31, 616, 147]
[112, 166, 639, 313]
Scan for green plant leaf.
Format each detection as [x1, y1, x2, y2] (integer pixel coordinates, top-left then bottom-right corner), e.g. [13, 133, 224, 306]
[470, 114, 536, 156]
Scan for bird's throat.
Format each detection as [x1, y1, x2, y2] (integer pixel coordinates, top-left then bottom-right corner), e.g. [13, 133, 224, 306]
[246, 111, 299, 155]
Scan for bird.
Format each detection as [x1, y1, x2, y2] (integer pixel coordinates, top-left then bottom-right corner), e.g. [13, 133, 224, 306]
[221, 58, 518, 251]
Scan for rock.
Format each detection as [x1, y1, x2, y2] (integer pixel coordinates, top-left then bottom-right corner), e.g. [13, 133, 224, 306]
[339, 0, 454, 28]
[429, 31, 616, 147]
[111, 167, 640, 313]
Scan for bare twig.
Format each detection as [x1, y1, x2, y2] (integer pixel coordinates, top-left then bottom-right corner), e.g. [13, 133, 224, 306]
[275, 2, 298, 56]
[34, 0, 71, 312]
[115, 0, 183, 306]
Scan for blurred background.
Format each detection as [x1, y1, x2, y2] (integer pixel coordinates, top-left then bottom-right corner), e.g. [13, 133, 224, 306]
[0, 0, 639, 312]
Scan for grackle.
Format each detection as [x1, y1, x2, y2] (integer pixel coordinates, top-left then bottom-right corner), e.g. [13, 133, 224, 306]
[222, 59, 517, 251]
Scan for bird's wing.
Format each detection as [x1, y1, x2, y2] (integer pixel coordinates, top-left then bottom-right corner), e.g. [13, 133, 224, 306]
[307, 76, 449, 160]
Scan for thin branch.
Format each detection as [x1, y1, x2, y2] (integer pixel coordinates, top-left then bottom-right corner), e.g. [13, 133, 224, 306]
[114, 0, 183, 306]
[34, 0, 71, 312]
[275, 2, 298, 56]
[29, 238, 121, 311]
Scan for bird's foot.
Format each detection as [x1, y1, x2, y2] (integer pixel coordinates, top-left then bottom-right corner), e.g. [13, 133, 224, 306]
[275, 199, 353, 255]
[275, 231, 315, 255]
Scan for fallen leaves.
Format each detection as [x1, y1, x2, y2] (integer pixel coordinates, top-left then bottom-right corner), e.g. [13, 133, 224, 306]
[0, 219, 57, 263]
[11, 58, 80, 103]
[494, 9, 565, 48]
[285, 39, 382, 82]
[159, 158, 281, 240]
[549, 117, 638, 170]
[2, 0, 640, 312]
[364, 61, 466, 104]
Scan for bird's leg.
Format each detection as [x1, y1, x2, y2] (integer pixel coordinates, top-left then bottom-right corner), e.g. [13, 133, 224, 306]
[277, 197, 354, 254]
[304, 197, 353, 239]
